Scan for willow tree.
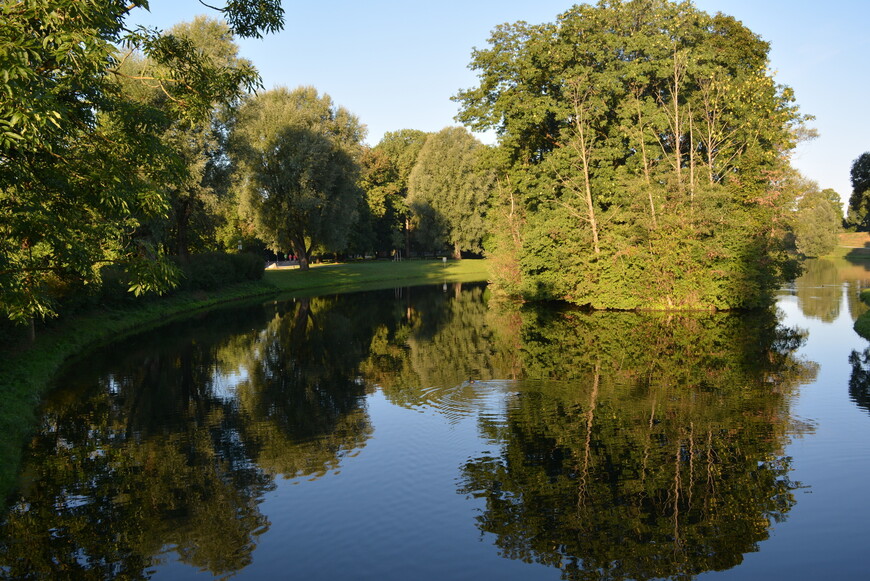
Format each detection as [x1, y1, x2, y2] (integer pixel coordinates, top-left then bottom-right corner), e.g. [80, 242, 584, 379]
[407, 127, 494, 258]
[231, 87, 365, 269]
[455, 0, 809, 309]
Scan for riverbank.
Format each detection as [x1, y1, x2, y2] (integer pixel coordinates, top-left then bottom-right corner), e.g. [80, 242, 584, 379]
[0, 259, 490, 503]
[823, 233, 870, 339]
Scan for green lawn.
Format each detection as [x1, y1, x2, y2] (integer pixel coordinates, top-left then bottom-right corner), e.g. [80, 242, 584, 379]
[265, 258, 490, 294]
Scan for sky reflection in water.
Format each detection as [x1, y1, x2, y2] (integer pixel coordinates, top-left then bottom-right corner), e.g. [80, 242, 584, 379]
[4, 263, 870, 580]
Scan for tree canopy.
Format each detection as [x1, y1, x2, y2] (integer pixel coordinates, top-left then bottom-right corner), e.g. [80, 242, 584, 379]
[231, 87, 366, 270]
[359, 129, 429, 257]
[407, 127, 494, 258]
[0, 0, 282, 327]
[455, 0, 810, 309]
[846, 152, 870, 230]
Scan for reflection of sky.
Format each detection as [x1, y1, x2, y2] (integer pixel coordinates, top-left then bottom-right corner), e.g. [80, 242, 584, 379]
[700, 269, 870, 580]
[212, 369, 247, 401]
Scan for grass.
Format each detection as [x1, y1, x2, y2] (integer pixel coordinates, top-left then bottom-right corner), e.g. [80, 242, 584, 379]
[825, 233, 870, 340]
[0, 259, 490, 503]
[264, 258, 490, 295]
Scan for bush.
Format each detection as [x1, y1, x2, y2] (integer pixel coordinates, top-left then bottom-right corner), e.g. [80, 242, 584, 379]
[174, 252, 265, 291]
[228, 252, 265, 281]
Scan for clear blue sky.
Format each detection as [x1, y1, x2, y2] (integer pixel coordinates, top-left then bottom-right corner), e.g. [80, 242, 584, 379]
[131, 0, 868, 202]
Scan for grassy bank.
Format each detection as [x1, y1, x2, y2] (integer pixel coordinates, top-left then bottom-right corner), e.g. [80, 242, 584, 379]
[0, 259, 490, 503]
[825, 233, 870, 339]
[264, 258, 490, 294]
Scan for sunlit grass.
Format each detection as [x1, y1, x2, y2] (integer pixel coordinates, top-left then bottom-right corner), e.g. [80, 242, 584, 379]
[264, 258, 490, 294]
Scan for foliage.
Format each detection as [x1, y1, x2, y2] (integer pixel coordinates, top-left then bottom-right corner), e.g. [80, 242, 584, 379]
[407, 127, 495, 258]
[454, 0, 808, 309]
[0, 0, 281, 326]
[119, 17, 256, 258]
[846, 152, 870, 230]
[231, 87, 366, 270]
[359, 129, 429, 256]
[174, 252, 264, 291]
[790, 180, 842, 258]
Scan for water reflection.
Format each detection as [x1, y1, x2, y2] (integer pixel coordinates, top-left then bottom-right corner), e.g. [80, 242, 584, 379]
[0, 297, 379, 578]
[360, 284, 522, 416]
[457, 307, 816, 579]
[848, 348, 870, 415]
[793, 259, 843, 322]
[1, 284, 818, 579]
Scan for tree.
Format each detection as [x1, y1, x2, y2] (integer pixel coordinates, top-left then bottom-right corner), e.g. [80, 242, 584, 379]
[846, 152, 870, 230]
[231, 87, 365, 270]
[116, 16, 256, 258]
[360, 129, 429, 257]
[455, 0, 808, 309]
[790, 179, 841, 258]
[407, 127, 494, 258]
[0, 1, 282, 330]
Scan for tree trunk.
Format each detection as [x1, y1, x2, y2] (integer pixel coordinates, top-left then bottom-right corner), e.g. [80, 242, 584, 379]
[405, 215, 411, 259]
[633, 92, 657, 229]
[689, 104, 696, 203]
[453, 242, 462, 260]
[571, 88, 601, 255]
[291, 237, 310, 271]
[672, 48, 683, 187]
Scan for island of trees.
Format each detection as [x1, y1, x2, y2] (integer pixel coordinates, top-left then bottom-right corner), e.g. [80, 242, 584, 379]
[1, 0, 845, 332]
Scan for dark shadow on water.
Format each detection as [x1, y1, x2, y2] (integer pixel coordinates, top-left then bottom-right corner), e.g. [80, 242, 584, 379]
[842, 247, 870, 267]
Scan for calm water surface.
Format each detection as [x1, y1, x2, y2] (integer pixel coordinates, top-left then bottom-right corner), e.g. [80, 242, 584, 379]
[3, 259, 870, 580]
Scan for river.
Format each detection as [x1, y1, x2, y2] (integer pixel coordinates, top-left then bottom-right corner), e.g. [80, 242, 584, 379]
[2, 258, 870, 580]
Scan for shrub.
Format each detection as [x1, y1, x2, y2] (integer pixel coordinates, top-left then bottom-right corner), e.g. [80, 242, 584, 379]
[174, 252, 265, 291]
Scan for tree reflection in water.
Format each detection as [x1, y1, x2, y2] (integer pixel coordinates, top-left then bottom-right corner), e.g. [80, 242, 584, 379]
[455, 307, 817, 580]
[358, 287, 818, 578]
[848, 347, 870, 414]
[0, 284, 818, 580]
[0, 296, 379, 579]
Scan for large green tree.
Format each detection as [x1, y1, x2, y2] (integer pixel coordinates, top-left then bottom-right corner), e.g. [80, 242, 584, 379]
[789, 178, 841, 258]
[0, 0, 282, 329]
[846, 152, 870, 230]
[455, 0, 808, 309]
[407, 127, 494, 258]
[117, 16, 257, 258]
[359, 129, 429, 257]
[231, 87, 366, 270]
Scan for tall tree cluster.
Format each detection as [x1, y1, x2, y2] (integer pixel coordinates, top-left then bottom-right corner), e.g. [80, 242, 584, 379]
[407, 127, 495, 258]
[455, 0, 811, 309]
[0, 1, 282, 327]
[359, 128, 493, 259]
